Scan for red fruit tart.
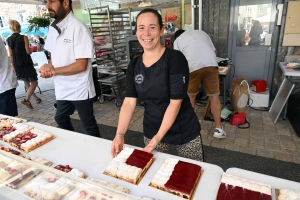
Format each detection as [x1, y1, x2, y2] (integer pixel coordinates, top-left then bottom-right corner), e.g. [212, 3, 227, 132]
[0, 118, 23, 128]
[54, 164, 87, 178]
[1, 123, 32, 141]
[150, 158, 202, 200]
[4, 128, 54, 153]
[216, 173, 272, 200]
[104, 146, 154, 184]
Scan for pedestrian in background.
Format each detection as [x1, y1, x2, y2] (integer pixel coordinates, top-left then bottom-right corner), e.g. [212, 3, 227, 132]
[7, 19, 41, 109]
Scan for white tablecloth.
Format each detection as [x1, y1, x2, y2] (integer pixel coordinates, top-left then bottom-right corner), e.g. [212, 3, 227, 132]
[0, 120, 224, 200]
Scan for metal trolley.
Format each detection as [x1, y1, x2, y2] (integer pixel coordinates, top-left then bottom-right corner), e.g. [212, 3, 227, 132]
[88, 6, 132, 107]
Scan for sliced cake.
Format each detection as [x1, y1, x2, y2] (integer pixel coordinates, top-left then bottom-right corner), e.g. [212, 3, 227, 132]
[54, 164, 87, 178]
[150, 158, 202, 199]
[0, 160, 27, 183]
[278, 189, 300, 200]
[216, 173, 272, 200]
[104, 146, 154, 184]
[26, 156, 53, 166]
[24, 172, 77, 199]
[6, 167, 40, 189]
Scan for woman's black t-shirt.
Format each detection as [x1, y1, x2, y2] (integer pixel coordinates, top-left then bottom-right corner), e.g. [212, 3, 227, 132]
[126, 48, 200, 145]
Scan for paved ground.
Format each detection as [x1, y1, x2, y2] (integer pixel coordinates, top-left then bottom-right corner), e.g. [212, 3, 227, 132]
[15, 79, 300, 164]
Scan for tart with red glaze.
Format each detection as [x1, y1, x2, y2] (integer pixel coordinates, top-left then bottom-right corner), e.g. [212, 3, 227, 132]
[150, 158, 202, 199]
[104, 147, 154, 184]
[216, 173, 272, 200]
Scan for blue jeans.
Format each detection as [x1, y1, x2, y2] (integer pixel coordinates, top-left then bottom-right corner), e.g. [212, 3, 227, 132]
[54, 99, 100, 137]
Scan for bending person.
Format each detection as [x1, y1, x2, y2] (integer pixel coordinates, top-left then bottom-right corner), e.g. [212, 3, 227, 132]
[7, 19, 41, 109]
[111, 8, 203, 161]
[174, 30, 226, 138]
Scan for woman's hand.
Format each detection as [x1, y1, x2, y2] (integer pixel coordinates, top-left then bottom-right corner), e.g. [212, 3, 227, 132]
[143, 135, 161, 153]
[111, 134, 125, 158]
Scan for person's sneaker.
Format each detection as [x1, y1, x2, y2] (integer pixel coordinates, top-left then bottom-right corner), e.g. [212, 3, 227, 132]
[213, 127, 226, 138]
[53, 103, 57, 110]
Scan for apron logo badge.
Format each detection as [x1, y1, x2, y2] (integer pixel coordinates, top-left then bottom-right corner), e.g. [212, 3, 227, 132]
[135, 74, 144, 84]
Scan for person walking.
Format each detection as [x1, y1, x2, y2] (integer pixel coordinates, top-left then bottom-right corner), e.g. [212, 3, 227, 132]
[0, 39, 18, 116]
[7, 19, 41, 109]
[174, 29, 226, 138]
[39, 0, 100, 138]
[111, 8, 204, 161]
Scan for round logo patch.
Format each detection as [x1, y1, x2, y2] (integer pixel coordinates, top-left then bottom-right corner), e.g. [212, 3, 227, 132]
[135, 74, 144, 84]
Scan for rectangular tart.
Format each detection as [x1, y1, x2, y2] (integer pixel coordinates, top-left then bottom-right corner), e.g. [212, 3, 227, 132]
[150, 158, 202, 199]
[216, 173, 272, 200]
[104, 147, 154, 184]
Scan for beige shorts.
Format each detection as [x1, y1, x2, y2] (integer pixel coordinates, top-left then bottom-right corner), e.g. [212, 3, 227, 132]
[188, 66, 220, 96]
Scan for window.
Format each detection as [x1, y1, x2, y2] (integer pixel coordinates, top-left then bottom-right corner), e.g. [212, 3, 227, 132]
[0, 16, 5, 28]
[259, 8, 263, 14]
[18, 11, 27, 23]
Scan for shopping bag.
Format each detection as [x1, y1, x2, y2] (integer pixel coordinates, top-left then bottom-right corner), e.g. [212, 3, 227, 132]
[229, 112, 250, 129]
[230, 78, 250, 113]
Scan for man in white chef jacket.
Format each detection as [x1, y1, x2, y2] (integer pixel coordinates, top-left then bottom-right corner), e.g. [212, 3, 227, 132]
[39, 0, 99, 137]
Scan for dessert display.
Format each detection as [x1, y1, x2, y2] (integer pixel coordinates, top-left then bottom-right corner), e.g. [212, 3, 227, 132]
[216, 173, 272, 200]
[277, 189, 300, 200]
[26, 155, 53, 166]
[6, 167, 40, 189]
[2, 124, 33, 142]
[54, 164, 87, 178]
[0, 160, 28, 183]
[104, 146, 154, 184]
[89, 177, 130, 194]
[24, 172, 77, 199]
[0, 153, 14, 168]
[150, 158, 202, 200]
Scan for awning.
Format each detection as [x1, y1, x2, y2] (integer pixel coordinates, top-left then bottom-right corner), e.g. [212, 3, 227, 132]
[0, 0, 44, 5]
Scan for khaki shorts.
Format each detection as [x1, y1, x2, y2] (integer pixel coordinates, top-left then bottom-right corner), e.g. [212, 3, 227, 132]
[188, 66, 220, 96]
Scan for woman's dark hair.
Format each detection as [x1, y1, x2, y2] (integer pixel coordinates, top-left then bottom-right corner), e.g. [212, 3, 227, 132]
[135, 8, 163, 31]
[174, 29, 185, 40]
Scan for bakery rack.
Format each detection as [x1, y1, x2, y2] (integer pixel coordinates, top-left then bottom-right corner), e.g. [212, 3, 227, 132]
[88, 6, 132, 107]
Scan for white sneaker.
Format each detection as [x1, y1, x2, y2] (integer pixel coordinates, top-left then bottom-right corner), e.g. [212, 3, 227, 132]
[213, 127, 226, 138]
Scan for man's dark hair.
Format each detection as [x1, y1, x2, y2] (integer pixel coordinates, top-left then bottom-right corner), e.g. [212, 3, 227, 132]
[59, 0, 73, 12]
[174, 29, 185, 40]
[135, 8, 163, 31]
